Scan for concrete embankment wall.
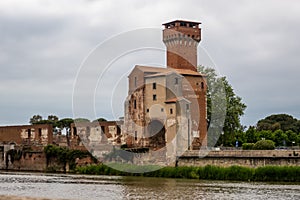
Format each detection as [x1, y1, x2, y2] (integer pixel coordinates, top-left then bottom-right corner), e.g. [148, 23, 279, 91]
[178, 150, 300, 168]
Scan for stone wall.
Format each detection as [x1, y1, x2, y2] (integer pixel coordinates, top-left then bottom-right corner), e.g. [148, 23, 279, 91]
[178, 150, 300, 168]
[0, 124, 53, 146]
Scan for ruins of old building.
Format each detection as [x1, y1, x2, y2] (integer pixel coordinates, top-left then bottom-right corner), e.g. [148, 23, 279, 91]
[0, 124, 53, 147]
[124, 20, 207, 158]
[69, 121, 123, 155]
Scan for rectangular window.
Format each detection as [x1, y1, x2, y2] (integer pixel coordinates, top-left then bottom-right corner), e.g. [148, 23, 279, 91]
[134, 99, 137, 109]
[186, 104, 190, 111]
[28, 129, 31, 138]
[134, 77, 137, 87]
[153, 94, 157, 101]
[101, 126, 105, 134]
[38, 128, 42, 138]
[146, 108, 149, 113]
[161, 108, 164, 112]
[134, 131, 137, 141]
[153, 82, 156, 89]
[170, 108, 173, 114]
[175, 77, 178, 85]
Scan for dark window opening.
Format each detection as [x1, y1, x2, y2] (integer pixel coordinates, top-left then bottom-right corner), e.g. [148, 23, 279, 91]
[134, 99, 137, 109]
[153, 82, 156, 89]
[201, 82, 204, 89]
[146, 108, 149, 113]
[180, 22, 187, 27]
[134, 131, 137, 141]
[161, 108, 164, 112]
[38, 128, 42, 138]
[170, 108, 173, 114]
[73, 127, 77, 136]
[175, 77, 178, 85]
[101, 126, 105, 134]
[153, 94, 157, 101]
[186, 104, 190, 111]
[28, 129, 31, 138]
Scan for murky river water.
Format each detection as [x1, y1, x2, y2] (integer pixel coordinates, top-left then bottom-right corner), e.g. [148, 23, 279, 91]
[0, 172, 299, 200]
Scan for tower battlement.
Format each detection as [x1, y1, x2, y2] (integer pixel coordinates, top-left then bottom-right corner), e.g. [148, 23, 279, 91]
[163, 20, 202, 72]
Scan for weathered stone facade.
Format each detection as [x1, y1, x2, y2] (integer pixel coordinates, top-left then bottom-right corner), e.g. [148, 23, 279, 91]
[123, 20, 207, 162]
[0, 124, 53, 147]
[70, 121, 123, 159]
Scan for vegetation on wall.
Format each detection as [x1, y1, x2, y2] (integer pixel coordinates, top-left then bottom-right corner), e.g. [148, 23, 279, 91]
[44, 144, 95, 171]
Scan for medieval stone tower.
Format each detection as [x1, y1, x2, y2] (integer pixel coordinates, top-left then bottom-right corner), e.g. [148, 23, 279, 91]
[163, 20, 201, 71]
[163, 20, 207, 149]
[124, 20, 207, 158]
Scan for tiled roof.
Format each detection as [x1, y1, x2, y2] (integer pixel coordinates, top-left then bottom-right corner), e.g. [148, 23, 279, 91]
[135, 65, 169, 73]
[174, 69, 206, 76]
[165, 97, 178, 103]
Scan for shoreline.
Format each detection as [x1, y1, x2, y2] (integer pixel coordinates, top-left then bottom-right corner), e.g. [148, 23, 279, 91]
[1, 164, 300, 182]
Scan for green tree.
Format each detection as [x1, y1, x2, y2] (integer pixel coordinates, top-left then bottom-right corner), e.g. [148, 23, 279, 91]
[273, 129, 288, 147]
[29, 114, 43, 124]
[257, 114, 299, 132]
[198, 66, 247, 146]
[245, 126, 257, 143]
[285, 130, 298, 146]
[57, 118, 74, 129]
[92, 118, 107, 123]
[74, 118, 90, 123]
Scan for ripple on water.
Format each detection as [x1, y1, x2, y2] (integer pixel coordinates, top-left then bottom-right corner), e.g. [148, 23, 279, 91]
[0, 172, 299, 200]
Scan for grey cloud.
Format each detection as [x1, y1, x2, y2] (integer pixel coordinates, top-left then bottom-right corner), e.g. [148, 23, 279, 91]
[0, 0, 300, 127]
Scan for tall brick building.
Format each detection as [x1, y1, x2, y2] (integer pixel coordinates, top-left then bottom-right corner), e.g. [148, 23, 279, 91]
[124, 20, 207, 157]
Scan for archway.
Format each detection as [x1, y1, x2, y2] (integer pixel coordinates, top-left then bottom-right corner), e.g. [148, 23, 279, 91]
[147, 120, 166, 150]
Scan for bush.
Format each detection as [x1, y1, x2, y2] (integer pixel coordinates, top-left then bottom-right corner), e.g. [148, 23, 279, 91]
[242, 143, 255, 150]
[253, 140, 275, 150]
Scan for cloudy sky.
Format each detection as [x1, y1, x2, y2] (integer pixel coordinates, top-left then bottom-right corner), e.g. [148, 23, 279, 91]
[0, 0, 299, 127]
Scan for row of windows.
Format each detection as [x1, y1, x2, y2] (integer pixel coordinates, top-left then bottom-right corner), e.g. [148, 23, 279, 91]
[135, 79, 205, 90]
[152, 80, 204, 89]
[146, 108, 173, 114]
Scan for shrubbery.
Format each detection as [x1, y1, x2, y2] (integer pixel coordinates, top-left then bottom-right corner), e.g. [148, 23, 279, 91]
[242, 143, 255, 150]
[75, 164, 300, 182]
[253, 140, 275, 150]
[44, 144, 94, 170]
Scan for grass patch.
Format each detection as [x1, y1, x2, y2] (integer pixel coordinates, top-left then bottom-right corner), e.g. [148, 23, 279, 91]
[75, 164, 300, 182]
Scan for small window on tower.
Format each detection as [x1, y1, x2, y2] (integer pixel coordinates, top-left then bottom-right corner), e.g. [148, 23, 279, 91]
[134, 131, 137, 141]
[153, 82, 156, 89]
[134, 100, 137, 109]
[201, 82, 204, 89]
[175, 78, 178, 85]
[170, 108, 173, 114]
[134, 77, 137, 87]
[186, 104, 190, 111]
[153, 94, 157, 101]
[146, 108, 149, 113]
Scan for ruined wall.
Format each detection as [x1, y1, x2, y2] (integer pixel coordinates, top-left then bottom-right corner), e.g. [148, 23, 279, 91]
[0, 124, 53, 146]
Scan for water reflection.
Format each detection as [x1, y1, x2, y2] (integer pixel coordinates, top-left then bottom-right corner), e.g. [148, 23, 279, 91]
[0, 172, 299, 200]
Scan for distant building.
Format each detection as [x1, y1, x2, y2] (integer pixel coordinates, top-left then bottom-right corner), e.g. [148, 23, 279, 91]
[0, 124, 53, 147]
[124, 20, 207, 157]
[69, 121, 123, 154]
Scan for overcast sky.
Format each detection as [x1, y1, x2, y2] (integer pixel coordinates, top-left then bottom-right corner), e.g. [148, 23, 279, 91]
[0, 0, 299, 127]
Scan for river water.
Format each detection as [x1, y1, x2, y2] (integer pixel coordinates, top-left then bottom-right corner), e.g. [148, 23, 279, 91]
[0, 172, 299, 200]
